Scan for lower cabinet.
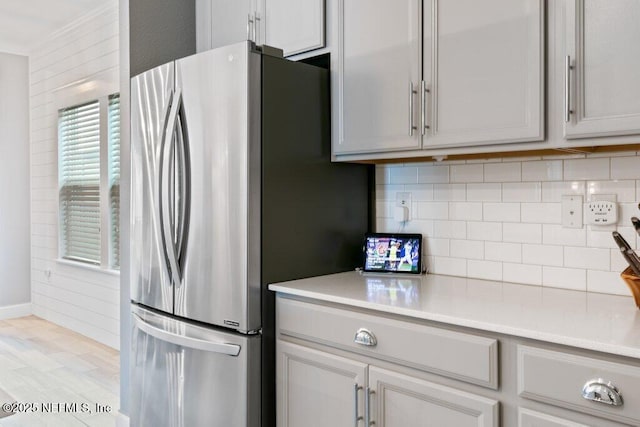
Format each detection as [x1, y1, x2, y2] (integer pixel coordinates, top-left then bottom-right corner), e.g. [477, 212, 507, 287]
[277, 341, 499, 427]
[518, 408, 588, 427]
[276, 341, 366, 427]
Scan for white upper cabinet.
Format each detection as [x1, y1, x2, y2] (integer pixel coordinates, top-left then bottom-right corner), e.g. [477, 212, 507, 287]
[423, 0, 544, 148]
[564, 0, 640, 139]
[264, 0, 325, 57]
[196, 0, 257, 52]
[334, 0, 544, 156]
[197, 0, 325, 57]
[333, 0, 422, 154]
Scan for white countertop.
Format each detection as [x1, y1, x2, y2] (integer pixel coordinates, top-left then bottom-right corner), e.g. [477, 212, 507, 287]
[269, 271, 640, 359]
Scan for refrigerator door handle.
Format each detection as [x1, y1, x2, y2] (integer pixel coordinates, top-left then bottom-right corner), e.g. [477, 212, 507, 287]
[159, 89, 183, 286]
[174, 97, 191, 278]
[132, 313, 242, 356]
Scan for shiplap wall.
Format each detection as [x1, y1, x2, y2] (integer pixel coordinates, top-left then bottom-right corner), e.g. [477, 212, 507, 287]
[376, 152, 640, 297]
[29, 1, 120, 349]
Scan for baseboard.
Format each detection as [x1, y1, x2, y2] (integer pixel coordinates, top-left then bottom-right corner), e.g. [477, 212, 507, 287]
[0, 303, 32, 320]
[116, 411, 130, 427]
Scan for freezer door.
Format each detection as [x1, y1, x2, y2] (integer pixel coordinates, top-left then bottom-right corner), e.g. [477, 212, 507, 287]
[131, 305, 260, 427]
[130, 63, 176, 314]
[174, 42, 262, 332]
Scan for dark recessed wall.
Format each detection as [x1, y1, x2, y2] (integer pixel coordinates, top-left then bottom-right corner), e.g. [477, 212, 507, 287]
[129, 0, 196, 77]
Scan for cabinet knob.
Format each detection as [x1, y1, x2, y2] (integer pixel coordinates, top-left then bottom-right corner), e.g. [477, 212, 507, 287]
[354, 328, 377, 347]
[581, 379, 623, 406]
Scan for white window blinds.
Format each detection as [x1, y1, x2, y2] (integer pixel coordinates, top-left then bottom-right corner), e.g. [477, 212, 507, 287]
[59, 100, 101, 264]
[58, 93, 120, 269]
[108, 94, 120, 268]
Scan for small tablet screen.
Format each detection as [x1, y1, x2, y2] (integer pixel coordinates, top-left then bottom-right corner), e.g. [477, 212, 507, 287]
[363, 233, 422, 274]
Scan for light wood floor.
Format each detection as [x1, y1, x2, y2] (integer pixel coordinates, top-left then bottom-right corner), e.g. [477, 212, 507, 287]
[0, 316, 119, 427]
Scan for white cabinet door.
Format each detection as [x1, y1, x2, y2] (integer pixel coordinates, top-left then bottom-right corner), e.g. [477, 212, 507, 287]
[334, 0, 422, 154]
[423, 0, 544, 148]
[264, 0, 324, 57]
[368, 366, 499, 427]
[196, 0, 258, 52]
[277, 341, 367, 427]
[564, 0, 640, 138]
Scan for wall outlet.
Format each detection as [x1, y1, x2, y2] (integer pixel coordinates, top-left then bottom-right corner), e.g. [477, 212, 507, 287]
[586, 201, 617, 226]
[561, 195, 583, 228]
[586, 194, 617, 230]
[395, 192, 412, 222]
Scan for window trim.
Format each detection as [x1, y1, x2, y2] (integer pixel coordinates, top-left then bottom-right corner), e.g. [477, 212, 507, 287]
[56, 81, 120, 273]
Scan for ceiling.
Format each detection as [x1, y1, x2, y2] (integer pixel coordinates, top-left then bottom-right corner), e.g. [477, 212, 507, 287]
[0, 0, 106, 55]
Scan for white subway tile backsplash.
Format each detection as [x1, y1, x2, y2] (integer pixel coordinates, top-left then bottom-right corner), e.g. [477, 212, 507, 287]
[416, 202, 449, 220]
[449, 202, 483, 221]
[564, 246, 610, 271]
[398, 219, 434, 236]
[611, 248, 629, 272]
[418, 165, 449, 183]
[450, 164, 483, 183]
[425, 238, 450, 256]
[522, 244, 564, 267]
[503, 182, 542, 202]
[376, 217, 396, 232]
[467, 221, 503, 242]
[564, 158, 609, 181]
[611, 156, 640, 180]
[483, 203, 520, 222]
[375, 154, 640, 296]
[587, 270, 631, 296]
[521, 203, 561, 224]
[433, 220, 467, 239]
[468, 260, 502, 281]
[466, 183, 502, 202]
[541, 181, 586, 202]
[587, 229, 619, 249]
[586, 180, 636, 202]
[484, 162, 521, 182]
[503, 263, 542, 286]
[522, 160, 563, 182]
[542, 266, 587, 291]
[503, 223, 542, 244]
[485, 242, 522, 263]
[619, 203, 639, 224]
[451, 239, 484, 260]
[389, 166, 419, 184]
[434, 184, 466, 201]
[404, 184, 434, 201]
[376, 201, 393, 218]
[432, 256, 466, 276]
[542, 224, 586, 247]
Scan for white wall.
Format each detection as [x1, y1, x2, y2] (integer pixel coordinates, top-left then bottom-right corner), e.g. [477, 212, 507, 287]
[29, 1, 120, 349]
[0, 52, 31, 315]
[376, 152, 640, 297]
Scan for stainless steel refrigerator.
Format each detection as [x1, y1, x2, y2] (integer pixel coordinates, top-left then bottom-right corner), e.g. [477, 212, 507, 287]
[129, 41, 371, 427]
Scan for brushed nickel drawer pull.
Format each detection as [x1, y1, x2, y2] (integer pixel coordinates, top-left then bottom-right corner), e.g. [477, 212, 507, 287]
[581, 379, 623, 406]
[354, 328, 377, 347]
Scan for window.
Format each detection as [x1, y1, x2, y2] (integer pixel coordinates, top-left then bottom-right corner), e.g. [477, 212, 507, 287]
[58, 93, 120, 269]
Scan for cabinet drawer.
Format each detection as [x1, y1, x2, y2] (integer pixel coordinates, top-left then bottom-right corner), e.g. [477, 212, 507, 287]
[518, 408, 587, 427]
[277, 297, 498, 389]
[517, 345, 640, 425]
